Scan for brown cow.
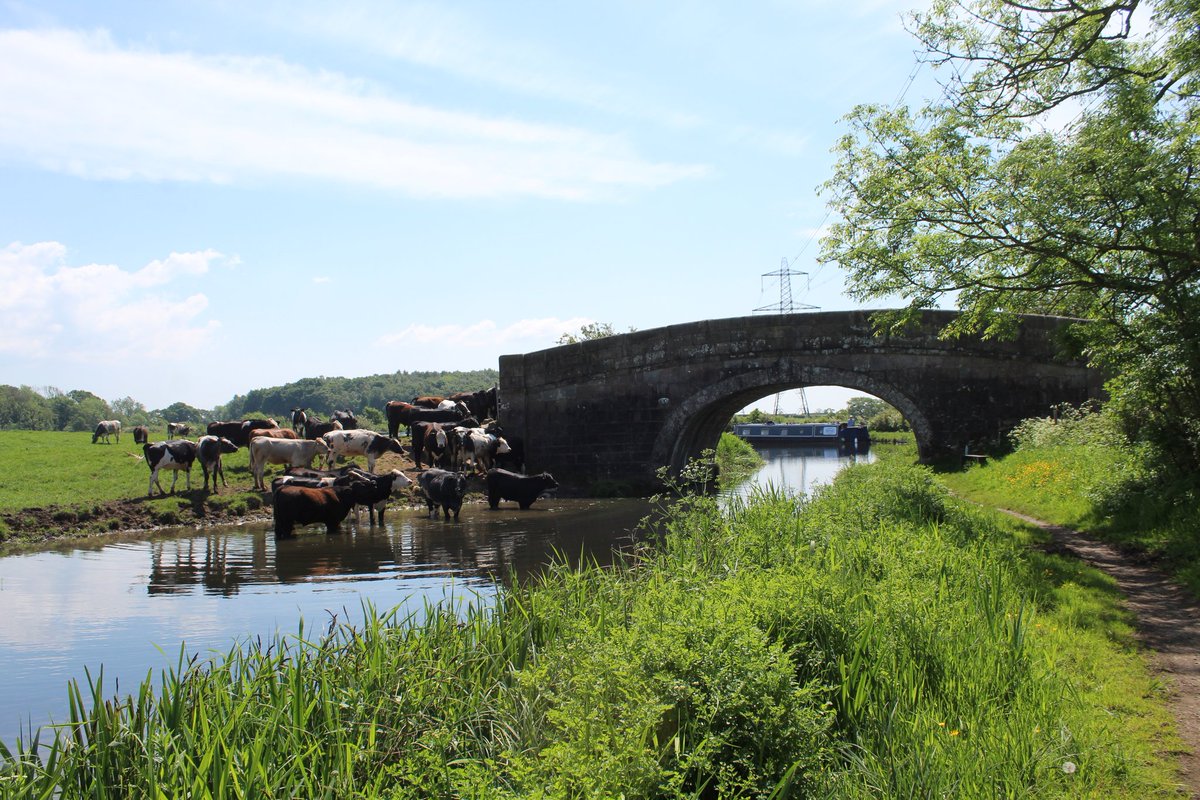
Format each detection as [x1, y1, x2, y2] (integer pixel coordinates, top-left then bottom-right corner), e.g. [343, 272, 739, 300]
[248, 427, 299, 441]
[272, 483, 366, 538]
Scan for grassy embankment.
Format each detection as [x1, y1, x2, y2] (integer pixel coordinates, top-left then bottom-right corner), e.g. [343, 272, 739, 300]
[0, 451, 1180, 797]
[938, 409, 1200, 597]
[0, 430, 422, 549]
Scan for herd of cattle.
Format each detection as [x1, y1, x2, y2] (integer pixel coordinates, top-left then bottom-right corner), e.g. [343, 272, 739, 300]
[90, 387, 559, 538]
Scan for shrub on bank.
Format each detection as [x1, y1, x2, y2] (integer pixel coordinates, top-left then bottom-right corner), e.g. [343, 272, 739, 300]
[946, 404, 1200, 595]
[0, 461, 1177, 797]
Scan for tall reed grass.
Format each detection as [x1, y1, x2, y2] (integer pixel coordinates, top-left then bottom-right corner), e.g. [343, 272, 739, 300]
[0, 461, 1176, 797]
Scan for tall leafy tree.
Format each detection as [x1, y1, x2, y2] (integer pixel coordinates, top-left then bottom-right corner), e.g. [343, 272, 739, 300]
[0, 385, 53, 430]
[821, 0, 1200, 468]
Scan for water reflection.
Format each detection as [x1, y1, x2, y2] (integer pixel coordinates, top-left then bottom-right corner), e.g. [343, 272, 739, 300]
[141, 501, 648, 598]
[727, 444, 875, 501]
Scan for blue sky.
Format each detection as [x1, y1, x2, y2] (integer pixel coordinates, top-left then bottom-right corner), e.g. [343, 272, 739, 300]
[0, 0, 935, 413]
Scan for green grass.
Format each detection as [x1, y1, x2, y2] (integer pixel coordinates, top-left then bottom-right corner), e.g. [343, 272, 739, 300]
[0, 460, 1181, 797]
[938, 416, 1200, 597]
[715, 431, 764, 487]
[0, 430, 262, 510]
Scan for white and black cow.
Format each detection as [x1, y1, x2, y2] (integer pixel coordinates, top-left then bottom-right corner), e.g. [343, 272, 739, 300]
[144, 439, 199, 496]
[485, 469, 559, 510]
[166, 422, 191, 438]
[290, 407, 307, 432]
[343, 467, 412, 525]
[455, 428, 512, 475]
[197, 435, 239, 493]
[418, 469, 470, 521]
[92, 420, 121, 444]
[250, 436, 330, 490]
[321, 429, 405, 472]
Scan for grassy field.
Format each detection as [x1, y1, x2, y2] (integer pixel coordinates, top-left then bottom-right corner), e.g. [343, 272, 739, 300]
[0, 430, 417, 548]
[0, 430, 261, 509]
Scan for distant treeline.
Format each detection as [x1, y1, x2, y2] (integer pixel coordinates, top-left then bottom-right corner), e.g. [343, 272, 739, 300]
[0, 369, 499, 432]
[220, 370, 499, 421]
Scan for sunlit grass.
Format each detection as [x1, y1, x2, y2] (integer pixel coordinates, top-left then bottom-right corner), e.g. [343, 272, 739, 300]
[0, 430, 259, 511]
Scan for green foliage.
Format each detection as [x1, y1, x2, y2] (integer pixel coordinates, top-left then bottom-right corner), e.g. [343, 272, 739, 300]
[155, 401, 206, 425]
[844, 396, 885, 422]
[555, 322, 637, 345]
[218, 369, 498, 421]
[715, 431, 764, 489]
[49, 389, 111, 432]
[945, 404, 1200, 595]
[866, 407, 908, 432]
[0, 385, 53, 430]
[820, 0, 1200, 473]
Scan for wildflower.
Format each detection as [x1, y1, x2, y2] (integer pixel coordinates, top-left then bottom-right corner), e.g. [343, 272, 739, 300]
[949, 730, 960, 737]
[1062, 761, 1077, 774]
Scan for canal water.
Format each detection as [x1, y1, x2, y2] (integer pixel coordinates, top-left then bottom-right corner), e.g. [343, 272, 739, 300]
[0, 445, 872, 747]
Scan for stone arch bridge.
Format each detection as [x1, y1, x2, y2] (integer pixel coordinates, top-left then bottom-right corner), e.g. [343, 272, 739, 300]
[497, 310, 1105, 494]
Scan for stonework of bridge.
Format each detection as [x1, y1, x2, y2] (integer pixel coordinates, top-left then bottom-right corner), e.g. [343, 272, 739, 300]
[497, 310, 1105, 494]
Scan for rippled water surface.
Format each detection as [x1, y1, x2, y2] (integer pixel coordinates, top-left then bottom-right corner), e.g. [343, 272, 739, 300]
[0, 444, 871, 745]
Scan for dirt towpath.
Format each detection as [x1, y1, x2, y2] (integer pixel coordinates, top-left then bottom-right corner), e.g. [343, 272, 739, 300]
[1004, 510, 1200, 798]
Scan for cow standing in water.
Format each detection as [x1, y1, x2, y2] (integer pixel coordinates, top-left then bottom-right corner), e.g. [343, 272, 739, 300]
[418, 469, 470, 521]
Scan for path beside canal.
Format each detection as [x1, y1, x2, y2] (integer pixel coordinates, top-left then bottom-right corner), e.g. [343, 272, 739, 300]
[1004, 510, 1200, 799]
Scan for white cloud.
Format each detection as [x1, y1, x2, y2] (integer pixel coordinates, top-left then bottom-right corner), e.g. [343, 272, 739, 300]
[0, 241, 224, 362]
[376, 316, 592, 349]
[0, 28, 706, 199]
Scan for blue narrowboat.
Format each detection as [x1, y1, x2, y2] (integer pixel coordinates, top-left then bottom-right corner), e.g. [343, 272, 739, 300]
[732, 422, 870, 448]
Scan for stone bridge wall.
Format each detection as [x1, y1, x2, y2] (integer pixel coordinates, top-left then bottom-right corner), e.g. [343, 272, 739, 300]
[498, 310, 1105, 494]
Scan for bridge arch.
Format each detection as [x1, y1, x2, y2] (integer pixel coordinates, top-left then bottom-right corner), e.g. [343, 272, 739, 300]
[652, 366, 933, 477]
[498, 310, 1104, 494]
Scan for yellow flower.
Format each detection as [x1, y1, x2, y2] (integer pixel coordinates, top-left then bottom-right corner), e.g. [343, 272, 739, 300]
[949, 730, 960, 737]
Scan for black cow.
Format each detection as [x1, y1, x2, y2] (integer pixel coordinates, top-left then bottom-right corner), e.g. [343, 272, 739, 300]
[207, 420, 244, 443]
[340, 467, 412, 526]
[418, 469, 470, 521]
[385, 401, 468, 438]
[197, 435, 239, 492]
[449, 387, 497, 420]
[272, 484, 362, 538]
[486, 469, 558, 510]
[207, 419, 277, 448]
[492, 435, 525, 474]
[132, 425, 150, 445]
[304, 418, 342, 439]
[144, 439, 199, 496]
[331, 409, 358, 430]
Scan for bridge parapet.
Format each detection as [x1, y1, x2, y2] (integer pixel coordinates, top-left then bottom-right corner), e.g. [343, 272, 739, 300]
[499, 310, 1104, 494]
